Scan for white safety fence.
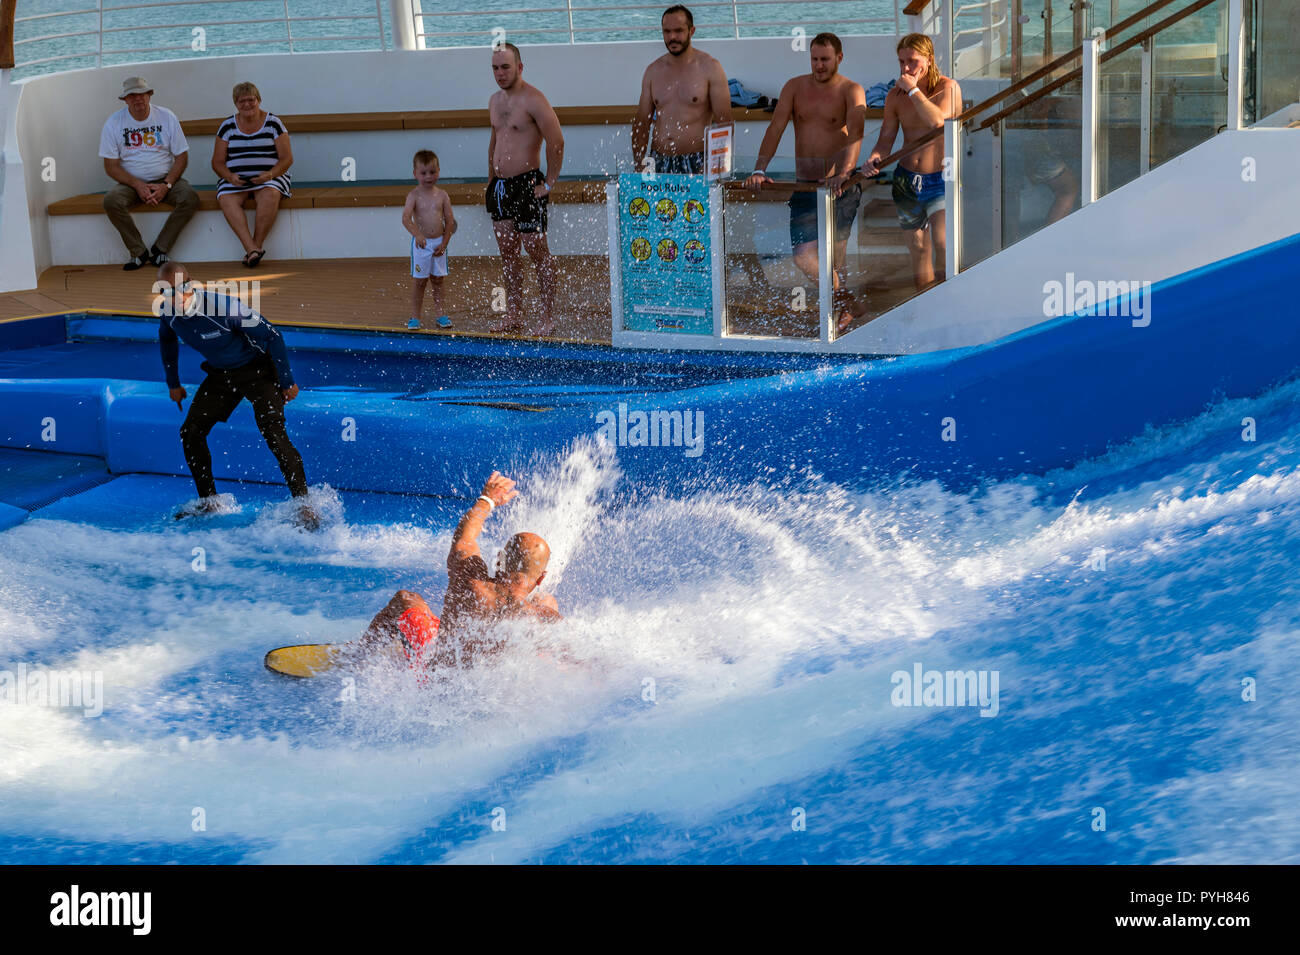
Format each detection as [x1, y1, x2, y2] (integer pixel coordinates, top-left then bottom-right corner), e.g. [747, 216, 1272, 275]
[5, 0, 931, 78]
[408, 0, 901, 48]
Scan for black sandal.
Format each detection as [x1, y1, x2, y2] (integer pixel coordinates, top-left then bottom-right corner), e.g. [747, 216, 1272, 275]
[242, 249, 265, 268]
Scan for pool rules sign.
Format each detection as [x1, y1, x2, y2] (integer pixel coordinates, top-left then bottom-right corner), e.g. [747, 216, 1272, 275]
[615, 173, 715, 336]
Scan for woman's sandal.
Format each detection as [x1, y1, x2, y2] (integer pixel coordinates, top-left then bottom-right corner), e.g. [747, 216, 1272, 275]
[242, 249, 265, 268]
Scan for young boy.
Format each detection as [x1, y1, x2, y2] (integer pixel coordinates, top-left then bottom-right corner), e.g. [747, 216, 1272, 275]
[402, 150, 457, 329]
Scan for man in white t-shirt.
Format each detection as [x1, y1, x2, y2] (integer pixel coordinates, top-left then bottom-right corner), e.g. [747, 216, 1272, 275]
[99, 76, 200, 270]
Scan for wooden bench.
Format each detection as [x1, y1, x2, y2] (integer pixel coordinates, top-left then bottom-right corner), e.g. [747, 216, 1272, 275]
[175, 105, 880, 136]
[46, 178, 611, 216]
[50, 102, 891, 216]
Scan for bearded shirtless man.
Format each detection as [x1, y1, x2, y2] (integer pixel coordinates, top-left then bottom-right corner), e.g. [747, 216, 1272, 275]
[632, 5, 732, 174]
[486, 43, 565, 336]
[860, 33, 962, 291]
[744, 33, 866, 331]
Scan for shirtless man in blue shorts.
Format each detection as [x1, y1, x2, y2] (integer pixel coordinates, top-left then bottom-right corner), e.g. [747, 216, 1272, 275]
[860, 33, 962, 292]
[744, 33, 867, 332]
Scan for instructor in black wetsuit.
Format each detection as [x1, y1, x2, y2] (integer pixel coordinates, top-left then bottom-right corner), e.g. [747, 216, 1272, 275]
[155, 261, 316, 527]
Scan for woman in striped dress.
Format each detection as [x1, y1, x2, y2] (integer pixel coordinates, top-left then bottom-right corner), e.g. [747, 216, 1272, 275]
[211, 82, 293, 267]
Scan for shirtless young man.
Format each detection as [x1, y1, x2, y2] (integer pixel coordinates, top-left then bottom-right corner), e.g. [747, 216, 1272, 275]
[359, 471, 561, 672]
[860, 33, 962, 291]
[401, 149, 457, 329]
[486, 43, 565, 337]
[744, 33, 866, 330]
[632, 5, 732, 175]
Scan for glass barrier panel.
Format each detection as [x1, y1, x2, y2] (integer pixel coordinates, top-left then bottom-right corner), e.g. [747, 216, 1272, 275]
[998, 81, 1083, 251]
[957, 121, 1001, 271]
[1148, 0, 1228, 169]
[1098, 44, 1144, 197]
[721, 177, 824, 340]
[834, 172, 920, 335]
[1088, 0, 1179, 37]
[1252, 0, 1300, 122]
[724, 161, 954, 337]
[951, 1, 1012, 82]
[1046, 0, 1081, 63]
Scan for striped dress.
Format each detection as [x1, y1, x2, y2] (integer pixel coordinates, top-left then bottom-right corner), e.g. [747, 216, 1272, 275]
[215, 112, 292, 198]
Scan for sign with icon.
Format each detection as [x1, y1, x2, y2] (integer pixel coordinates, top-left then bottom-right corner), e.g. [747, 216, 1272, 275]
[705, 123, 734, 181]
[618, 173, 713, 334]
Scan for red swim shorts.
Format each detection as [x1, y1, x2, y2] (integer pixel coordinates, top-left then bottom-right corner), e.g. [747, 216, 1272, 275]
[397, 604, 441, 670]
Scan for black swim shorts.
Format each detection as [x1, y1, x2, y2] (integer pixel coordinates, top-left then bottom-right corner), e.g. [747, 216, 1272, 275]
[485, 168, 548, 233]
[649, 150, 706, 175]
[789, 182, 862, 248]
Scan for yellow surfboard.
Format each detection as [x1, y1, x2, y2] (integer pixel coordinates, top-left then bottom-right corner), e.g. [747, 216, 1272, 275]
[264, 642, 356, 678]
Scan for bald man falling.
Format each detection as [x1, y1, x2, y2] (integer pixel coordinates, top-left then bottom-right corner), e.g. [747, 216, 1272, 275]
[360, 471, 561, 672]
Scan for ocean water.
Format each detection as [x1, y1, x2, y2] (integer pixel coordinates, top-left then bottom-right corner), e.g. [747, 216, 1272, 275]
[8, 0, 1221, 83]
[1, 371, 1297, 863]
[10, 0, 907, 78]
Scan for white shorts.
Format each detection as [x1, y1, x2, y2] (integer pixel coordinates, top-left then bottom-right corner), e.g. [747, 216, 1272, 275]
[411, 237, 448, 279]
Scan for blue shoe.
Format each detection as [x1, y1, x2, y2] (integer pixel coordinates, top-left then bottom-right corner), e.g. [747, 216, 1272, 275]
[407, 317, 421, 329]
[436, 315, 452, 328]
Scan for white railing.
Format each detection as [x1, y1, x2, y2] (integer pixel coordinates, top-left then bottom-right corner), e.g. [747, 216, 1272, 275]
[953, 0, 1008, 43]
[7, 0, 917, 77]
[10, 0, 388, 73]
[410, 1, 903, 47]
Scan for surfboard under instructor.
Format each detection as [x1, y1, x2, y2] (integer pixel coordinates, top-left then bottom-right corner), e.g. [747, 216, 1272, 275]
[155, 261, 316, 527]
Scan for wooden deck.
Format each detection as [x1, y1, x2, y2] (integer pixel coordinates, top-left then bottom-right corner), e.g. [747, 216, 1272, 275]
[2, 256, 616, 343]
[1, 242, 922, 342]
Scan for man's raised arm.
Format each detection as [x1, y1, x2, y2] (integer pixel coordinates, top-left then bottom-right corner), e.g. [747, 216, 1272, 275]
[448, 471, 518, 572]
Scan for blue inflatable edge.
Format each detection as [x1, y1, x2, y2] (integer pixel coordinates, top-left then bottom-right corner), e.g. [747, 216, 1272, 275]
[66, 314, 870, 370]
[1, 227, 1298, 502]
[0, 314, 66, 351]
[0, 500, 26, 531]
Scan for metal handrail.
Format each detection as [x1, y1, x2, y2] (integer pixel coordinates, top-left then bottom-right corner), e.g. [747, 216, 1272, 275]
[14, 30, 104, 47]
[48, 0, 286, 11]
[415, 0, 902, 44]
[13, 8, 98, 25]
[417, 0, 888, 16]
[418, 19, 896, 41]
[954, 14, 1008, 42]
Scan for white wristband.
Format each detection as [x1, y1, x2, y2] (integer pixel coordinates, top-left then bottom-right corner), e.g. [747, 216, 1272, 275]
[477, 495, 495, 510]
[907, 87, 922, 98]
